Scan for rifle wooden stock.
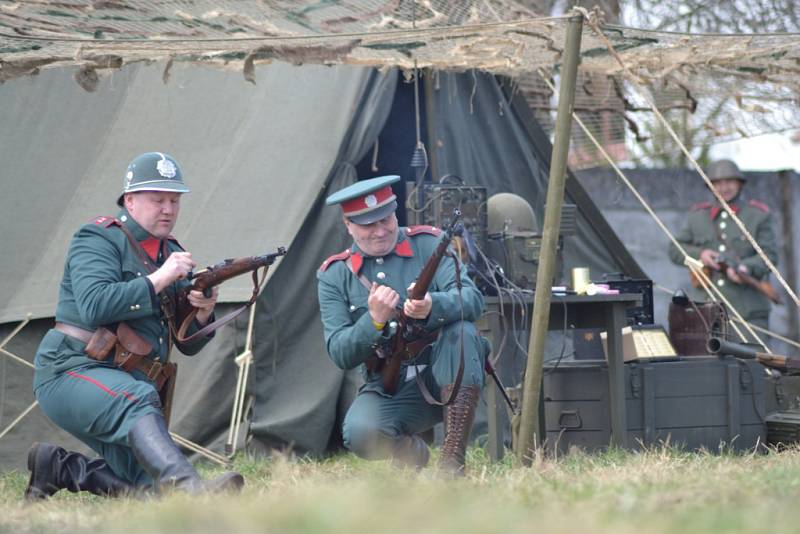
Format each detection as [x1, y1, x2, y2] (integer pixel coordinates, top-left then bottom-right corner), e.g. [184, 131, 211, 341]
[690, 262, 780, 304]
[379, 216, 462, 394]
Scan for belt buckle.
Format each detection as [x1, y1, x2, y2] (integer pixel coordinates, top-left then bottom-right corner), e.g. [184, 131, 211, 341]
[147, 361, 163, 381]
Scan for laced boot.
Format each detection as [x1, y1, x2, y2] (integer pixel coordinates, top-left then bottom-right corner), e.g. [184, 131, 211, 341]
[390, 434, 430, 470]
[128, 413, 244, 495]
[438, 384, 480, 477]
[24, 442, 134, 500]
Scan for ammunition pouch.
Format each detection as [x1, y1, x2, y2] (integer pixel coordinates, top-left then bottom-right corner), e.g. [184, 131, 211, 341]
[85, 326, 118, 361]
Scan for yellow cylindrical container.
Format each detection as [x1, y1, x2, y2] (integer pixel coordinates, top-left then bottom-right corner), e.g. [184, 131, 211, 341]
[571, 267, 591, 294]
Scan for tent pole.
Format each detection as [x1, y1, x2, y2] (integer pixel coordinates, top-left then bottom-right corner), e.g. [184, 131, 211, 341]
[424, 68, 439, 182]
[516, 12, 583, 466]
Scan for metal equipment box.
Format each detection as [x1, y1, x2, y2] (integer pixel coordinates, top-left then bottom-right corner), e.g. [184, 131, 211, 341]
[543, 357, 766, 453]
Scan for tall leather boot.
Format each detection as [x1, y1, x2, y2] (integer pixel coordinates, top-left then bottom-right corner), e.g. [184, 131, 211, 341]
[128, 413, 244, 495]
[439, 384, 480, 477]
[24, 442, 134, 500]
[390, 434, 430, 470]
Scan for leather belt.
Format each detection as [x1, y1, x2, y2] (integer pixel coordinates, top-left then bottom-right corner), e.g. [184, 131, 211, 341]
[54, 322, 93, 343]
[53, 321, 170, 384]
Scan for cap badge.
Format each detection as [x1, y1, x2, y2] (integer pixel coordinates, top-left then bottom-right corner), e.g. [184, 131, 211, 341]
[156, 155, 177, 179]
[365, 194, 378, 208]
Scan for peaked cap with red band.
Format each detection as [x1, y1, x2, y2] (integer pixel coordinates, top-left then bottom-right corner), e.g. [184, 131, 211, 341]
[325, 175, 400, 225]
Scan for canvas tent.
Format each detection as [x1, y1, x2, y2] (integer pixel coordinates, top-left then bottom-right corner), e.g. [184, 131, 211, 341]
[0, 56, 646, 469]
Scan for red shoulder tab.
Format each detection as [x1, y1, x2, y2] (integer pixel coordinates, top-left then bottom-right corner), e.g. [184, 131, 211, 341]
[748, 199, 770, 213]
[690, 202, 712, 211]
[319, 249, 351, 272]
[406, 225, 441, 236]
[91, 215, 118, 227]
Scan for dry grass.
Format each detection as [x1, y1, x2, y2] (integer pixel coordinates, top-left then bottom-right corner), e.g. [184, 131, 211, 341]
[2, 445, 800, 533]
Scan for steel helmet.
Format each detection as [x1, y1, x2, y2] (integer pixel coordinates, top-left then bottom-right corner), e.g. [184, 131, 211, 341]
[117, 152, 190, 206]
[707, 159, 745, 182]
[487, 192, 539, 235]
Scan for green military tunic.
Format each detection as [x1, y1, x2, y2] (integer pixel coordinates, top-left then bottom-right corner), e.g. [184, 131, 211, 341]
[317, 226, 488, 458]
[668, 198, 778, 327]
[33, 208, 213, 486]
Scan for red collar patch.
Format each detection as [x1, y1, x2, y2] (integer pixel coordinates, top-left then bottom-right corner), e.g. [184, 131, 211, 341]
[140, 238, 160, 261]
[394, 239, 413, 257]
[348, 252, 363, 274]
[710, 204, 739, 220]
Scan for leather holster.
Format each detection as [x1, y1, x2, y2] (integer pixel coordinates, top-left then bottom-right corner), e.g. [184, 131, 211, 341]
[113, 322, 154, 372]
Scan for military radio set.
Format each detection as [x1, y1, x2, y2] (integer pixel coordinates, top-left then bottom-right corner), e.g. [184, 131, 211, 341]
[404, 177, 575, 294]
[405, 179, 488, 253]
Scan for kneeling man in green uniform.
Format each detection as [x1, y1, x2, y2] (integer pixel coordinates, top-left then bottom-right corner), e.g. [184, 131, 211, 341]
[317, 175, 489, 475]
[26, 152, 243, 499]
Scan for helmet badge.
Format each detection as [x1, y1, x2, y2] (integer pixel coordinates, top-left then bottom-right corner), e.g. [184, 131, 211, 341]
[156, 154, 177, 179]
[125, 170, 134, 188]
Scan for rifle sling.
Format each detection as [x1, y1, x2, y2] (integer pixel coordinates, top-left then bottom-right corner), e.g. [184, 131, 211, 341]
[174, 268, 267, 344]
[414, 252, 465, 407]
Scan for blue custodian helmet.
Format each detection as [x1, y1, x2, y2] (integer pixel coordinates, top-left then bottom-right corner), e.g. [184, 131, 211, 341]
[117, 152, 190, 206]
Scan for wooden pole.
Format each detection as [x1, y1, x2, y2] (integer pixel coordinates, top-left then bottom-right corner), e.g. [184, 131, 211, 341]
[778, 170, 799, 339]
[516, 12, 584, 465]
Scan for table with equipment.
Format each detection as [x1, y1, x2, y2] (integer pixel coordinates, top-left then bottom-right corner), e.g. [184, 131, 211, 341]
[482, 293, 643, 461]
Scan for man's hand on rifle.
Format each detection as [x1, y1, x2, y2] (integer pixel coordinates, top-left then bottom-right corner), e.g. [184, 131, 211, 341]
[700, 249, 721, 270]
[188, 286, 218, 325]
[368, 282, 399, 325]
[726, 264, 748, 284]
[403, 282, 432, 320]
[147, 252, 196, 293]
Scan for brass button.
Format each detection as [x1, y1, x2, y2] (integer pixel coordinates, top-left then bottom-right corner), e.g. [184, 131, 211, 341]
[349, 305, 356, 312]
[719, 222, 727, 229]
[718, 245, 726, 252]
[721, 211, 728, 219]
[376, 272, 386, 280]
[717, 279, 725, 287]
[375, 257, 384, 265]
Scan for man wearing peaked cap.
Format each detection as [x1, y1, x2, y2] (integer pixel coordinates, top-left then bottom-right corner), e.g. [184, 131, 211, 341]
[27, 152, 244, 500]
[668, 159, 779, 333]
[317, 175, 490, 476]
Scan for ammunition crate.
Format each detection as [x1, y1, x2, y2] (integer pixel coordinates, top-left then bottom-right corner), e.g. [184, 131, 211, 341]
[543, 357, 766, 453]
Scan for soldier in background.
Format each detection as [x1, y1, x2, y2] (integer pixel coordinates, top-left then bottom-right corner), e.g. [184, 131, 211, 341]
[26, 152, 244, 499]
[669, 159, 779, 333]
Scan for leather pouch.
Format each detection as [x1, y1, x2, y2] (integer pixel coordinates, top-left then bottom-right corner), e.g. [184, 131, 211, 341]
[85, 327, 117, 361]
[114, 322, 153, 371]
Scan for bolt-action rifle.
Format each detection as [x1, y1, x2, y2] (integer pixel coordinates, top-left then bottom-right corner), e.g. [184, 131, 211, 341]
[173, 247, 287, 343]
[369, 212, 463, 395]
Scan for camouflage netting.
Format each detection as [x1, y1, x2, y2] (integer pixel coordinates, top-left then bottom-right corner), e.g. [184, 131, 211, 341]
[1, 0, 800, 167]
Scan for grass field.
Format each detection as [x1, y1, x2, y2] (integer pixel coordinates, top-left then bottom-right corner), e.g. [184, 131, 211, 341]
[2, 445, 800, 534]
